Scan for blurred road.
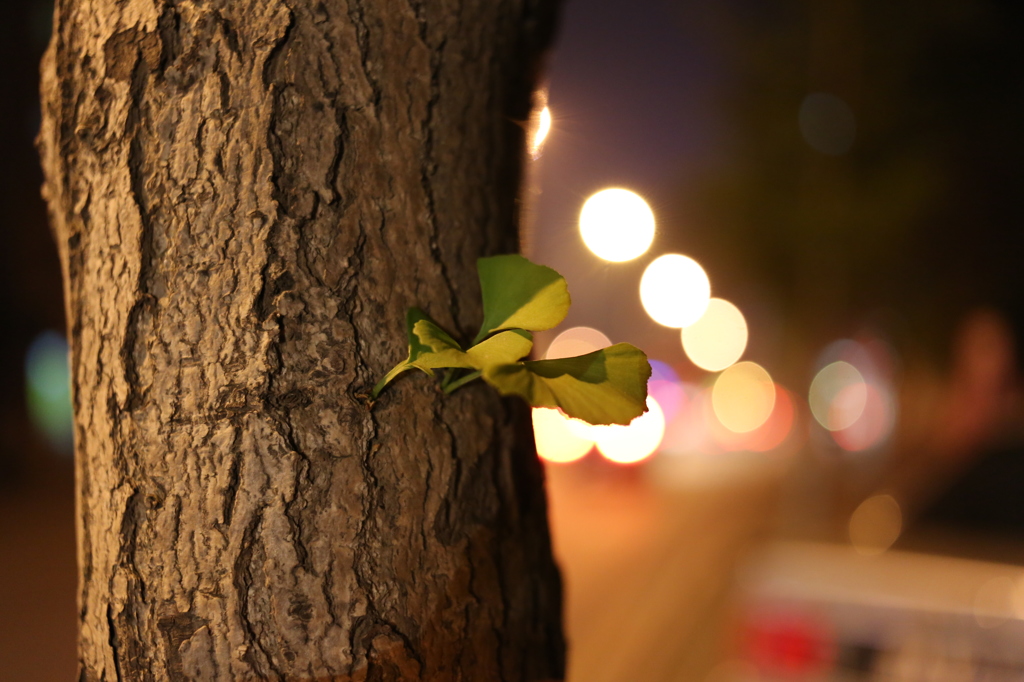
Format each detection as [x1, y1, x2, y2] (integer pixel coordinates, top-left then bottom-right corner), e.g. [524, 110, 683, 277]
[0, 475, 77, 682]
[548, 464, 778, 682]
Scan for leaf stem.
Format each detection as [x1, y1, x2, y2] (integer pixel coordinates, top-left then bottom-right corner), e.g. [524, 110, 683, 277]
[371, 363, 412, 399]
[443, 370, 482, 394]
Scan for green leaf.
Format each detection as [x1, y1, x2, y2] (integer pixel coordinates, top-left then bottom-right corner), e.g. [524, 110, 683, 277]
[371, 307, 441, 398]
[372, 308, 538, 399]
[474, 254, 571, 344]
[481, 343, 651, 425]
[413, 319, 533, 370]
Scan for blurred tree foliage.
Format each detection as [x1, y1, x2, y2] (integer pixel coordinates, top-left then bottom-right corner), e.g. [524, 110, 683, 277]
[682, 0, 1024, 370]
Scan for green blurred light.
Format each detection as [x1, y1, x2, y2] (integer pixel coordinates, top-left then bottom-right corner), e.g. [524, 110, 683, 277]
[25, 330, 73, 456]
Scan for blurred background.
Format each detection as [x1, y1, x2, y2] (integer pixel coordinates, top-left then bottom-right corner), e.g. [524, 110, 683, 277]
[4, 0, 1024, 680]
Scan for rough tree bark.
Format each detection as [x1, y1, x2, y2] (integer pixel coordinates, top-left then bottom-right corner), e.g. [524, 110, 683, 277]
[38, 0, 564, 680]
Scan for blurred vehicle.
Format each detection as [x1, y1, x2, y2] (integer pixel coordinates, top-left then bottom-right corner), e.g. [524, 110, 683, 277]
[731, 541, 1024, 681]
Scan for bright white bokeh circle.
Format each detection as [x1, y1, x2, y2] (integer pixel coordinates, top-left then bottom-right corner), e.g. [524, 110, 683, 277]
[640, 254, 711, 328]
[579, 188, 655, 262]
[681, 298, 748, 372]
[589, 397, 666, 464]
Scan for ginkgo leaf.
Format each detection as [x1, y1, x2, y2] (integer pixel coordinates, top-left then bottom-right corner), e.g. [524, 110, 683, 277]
[481, 343, 651, 425]
[371, 256, 651, 420]
[473, 254, 571, 344]
[409, 319, 469, 369]
[371, 307, 440, 398]
[413, 319, 534, 370]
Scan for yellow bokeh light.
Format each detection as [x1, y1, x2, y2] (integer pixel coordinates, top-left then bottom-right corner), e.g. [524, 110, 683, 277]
[809, 361, 867, 431]
[530, 106, 552, 159]
[711, 361, 775, 433]
[544, 326, 612, 360]
[681, 298, 748, 371]
[848, 493, 902, 556]
[711, 384, 794, 453]
[588, 397, 665, 465]
[532, 408, 593, 464]
[579, 188, 655, 262]
[640, 254, 711, 328]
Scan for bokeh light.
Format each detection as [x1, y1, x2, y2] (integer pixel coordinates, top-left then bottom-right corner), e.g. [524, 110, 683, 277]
[744, 610, 835, 679]
[848, 494, 902, 555]
[588, 397, 666, 465]
[530, 105, 552, 159]
[799, 92, 856, 155]
[974, 577, 1016, 629]
[649, 359, 680, 384]
[640, 254, 711, 328]
[544, 326, 612, 360]
[658, 383, 713, 457]
[532, 407, 594, 464]
[810, 339, 898, 451]
[25, 330, 74, 455]
[831, 384, 896, 452]
[712, 385, 795, 453]
[681, 297, 748, 371]
[648, 361, 685, 422]
[579, 188, 655, 262]
[808, 361, 867, 431]
[712, 362, 776, 434]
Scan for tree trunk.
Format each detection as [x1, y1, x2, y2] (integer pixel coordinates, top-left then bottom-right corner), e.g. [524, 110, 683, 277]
[38, 1, 565, 680]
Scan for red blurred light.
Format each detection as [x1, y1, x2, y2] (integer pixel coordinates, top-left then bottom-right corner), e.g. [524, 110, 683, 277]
[743, 610, 835, 677]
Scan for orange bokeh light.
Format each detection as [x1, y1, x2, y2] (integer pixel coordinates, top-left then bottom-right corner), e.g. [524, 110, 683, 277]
[711, 385, 795, 453]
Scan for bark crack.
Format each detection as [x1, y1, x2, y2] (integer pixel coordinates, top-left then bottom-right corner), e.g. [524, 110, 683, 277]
[107, 604, 124, 682]
[233, 510, 283, 680]
[347, 0, 383, 112]
[221, 428, 243, 527]
[412, 7, 463, 336]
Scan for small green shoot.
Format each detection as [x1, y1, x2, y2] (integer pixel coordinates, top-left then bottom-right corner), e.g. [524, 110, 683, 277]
[372, 254, 650, 426]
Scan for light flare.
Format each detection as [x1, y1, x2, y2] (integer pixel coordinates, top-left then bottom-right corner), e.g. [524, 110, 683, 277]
[530, 106, 552, 159]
